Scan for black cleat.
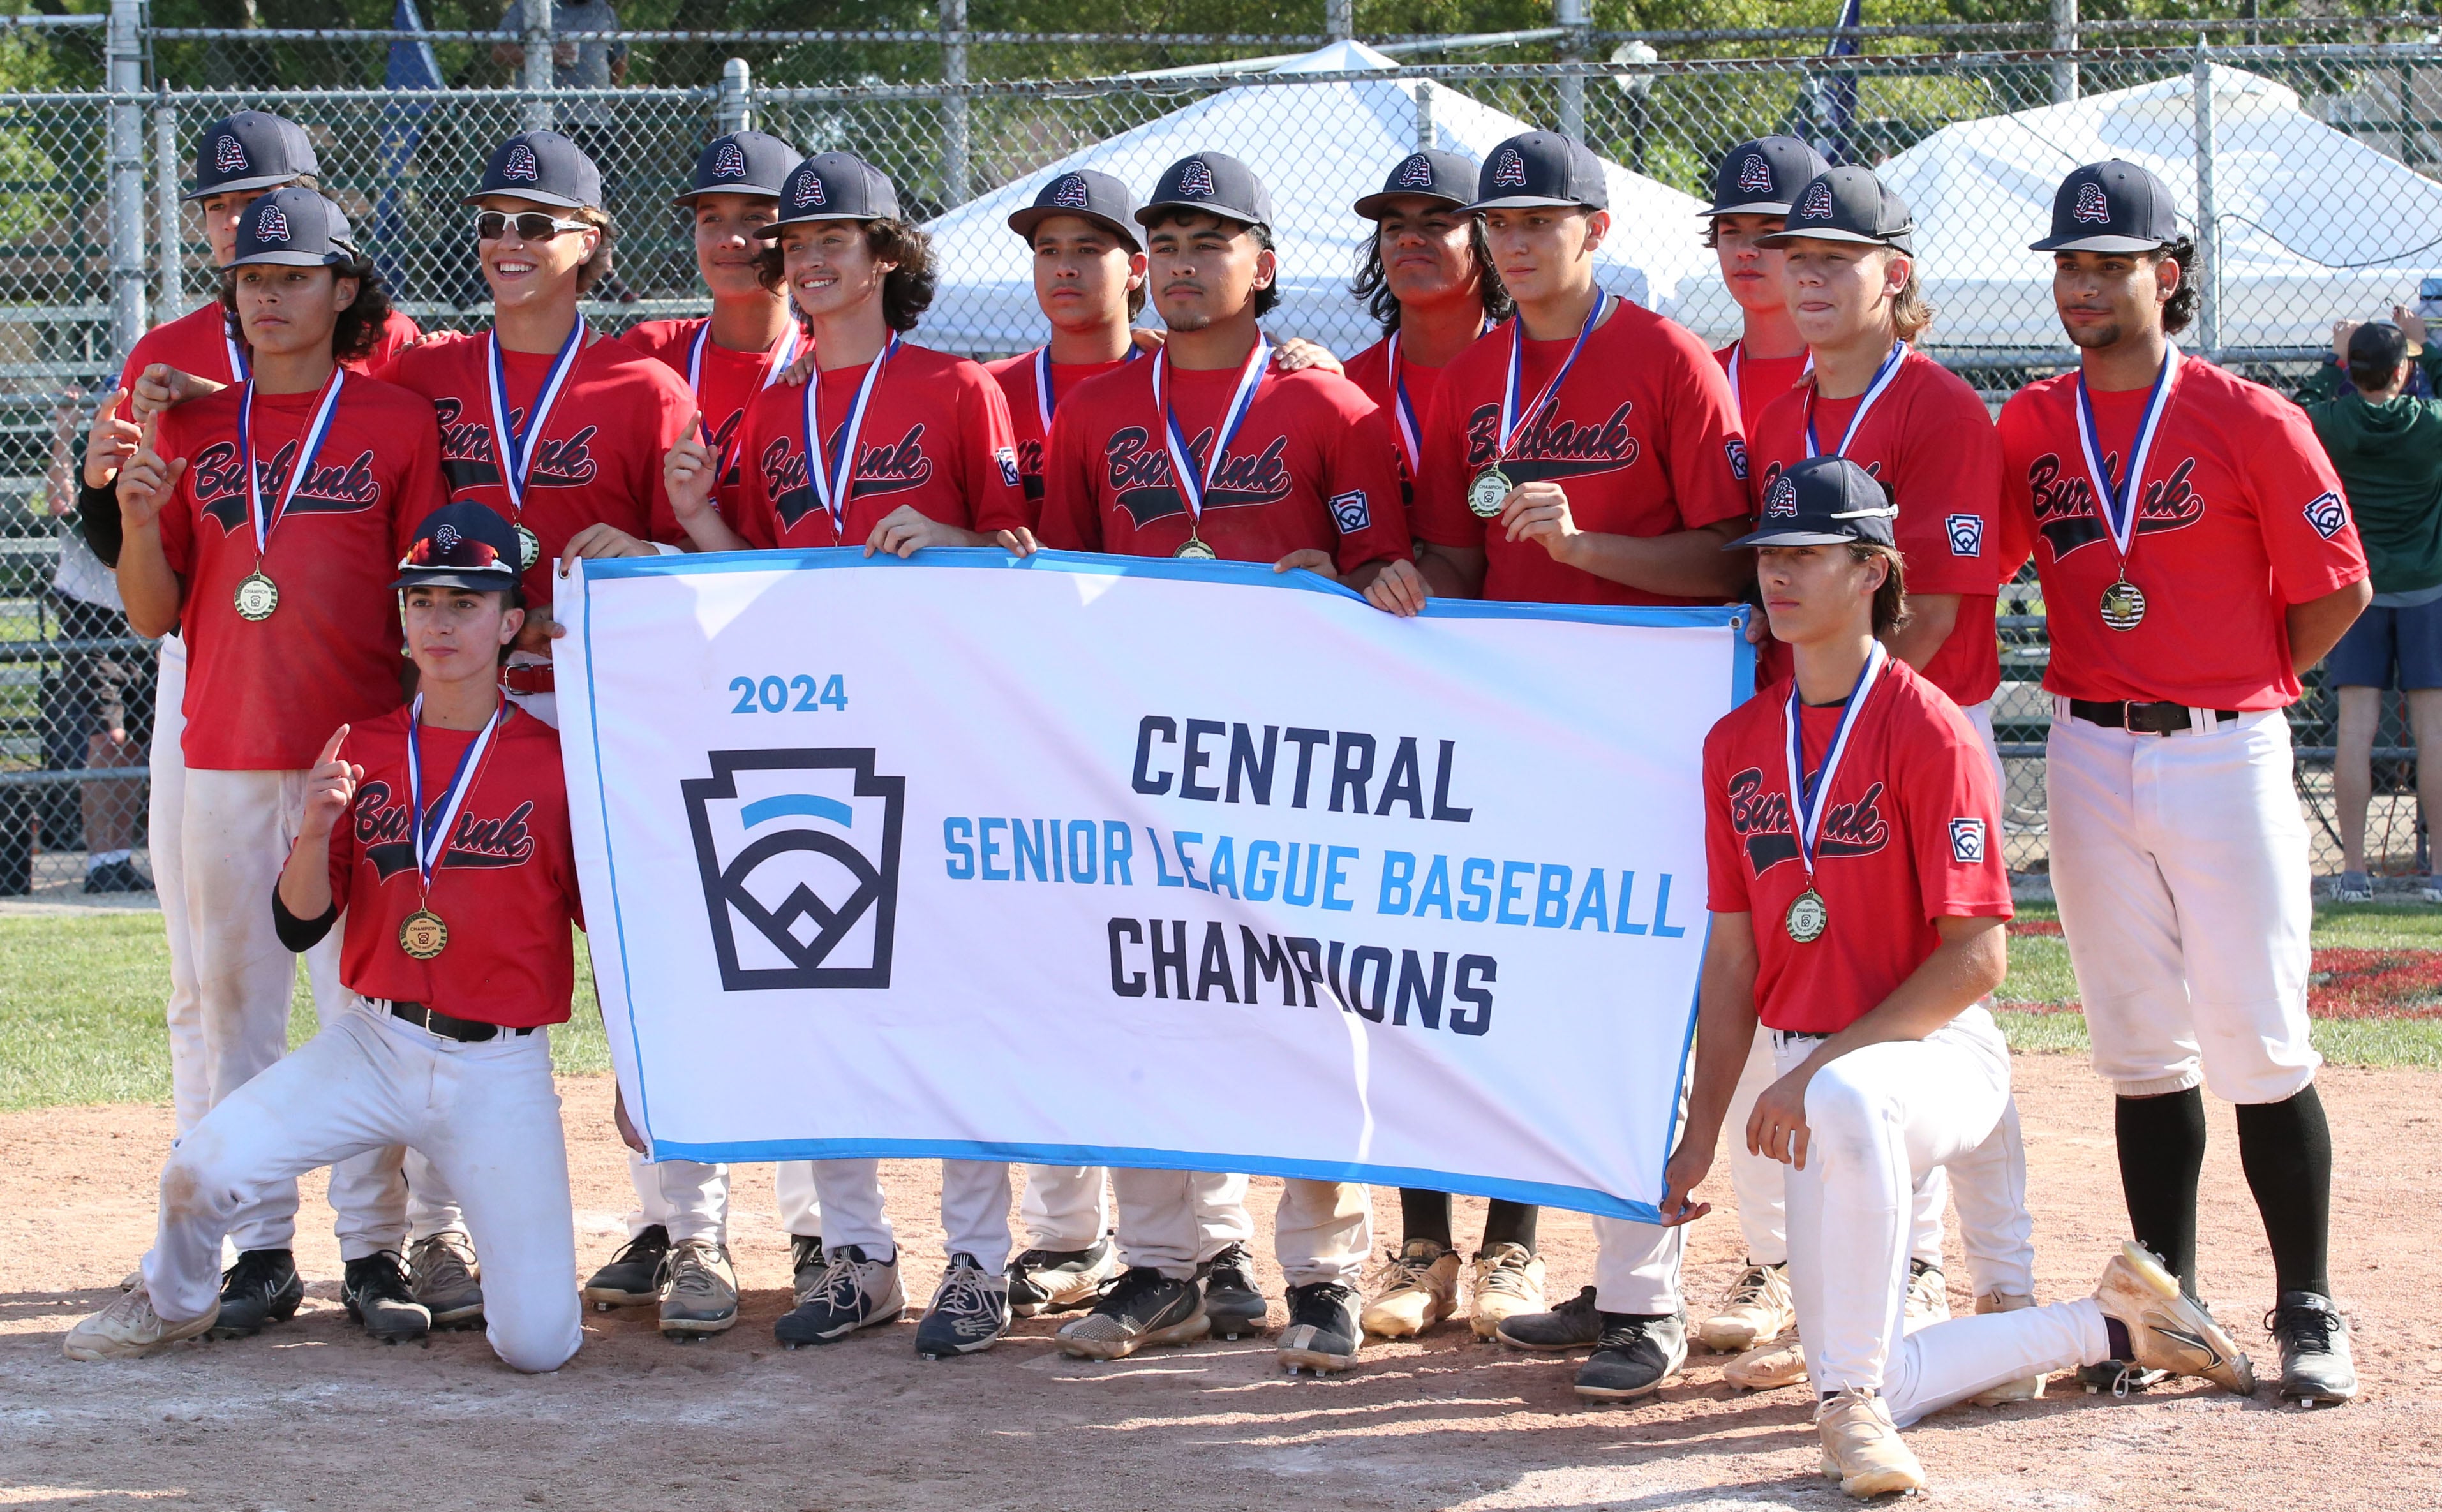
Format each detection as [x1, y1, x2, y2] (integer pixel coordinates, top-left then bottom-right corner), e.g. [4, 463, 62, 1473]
[583, 1224, 669, 1310]
[1058, 1266, 1209, 1360]
[915, 1253, 1011, 1358]
[1277, 1281, 1362, 1374]
[1575, 1310, 1687, 1401]
[209, 1249, 304, 1340]
[789, 1234, 827, 1305]
[1198, 1241, 1267, 1338]
[343, 1251, 431, 1343]
[1496, 1284, 1605, 1351]
[1007, 1236, 1120, 1317]
[2268, 1291, 2356, 1405]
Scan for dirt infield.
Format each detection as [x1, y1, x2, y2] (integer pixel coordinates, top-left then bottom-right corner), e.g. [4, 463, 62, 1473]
[3, 1052, 2436, 1512]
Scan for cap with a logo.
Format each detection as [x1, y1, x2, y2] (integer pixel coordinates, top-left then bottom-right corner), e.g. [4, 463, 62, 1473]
[763, 152, 903, 233]
[1704, 135, 1831, 218]
[1354, 149, 1478, 219]
[186, 111, 320, 202]
[1726, 456, 1898, 550]
[393, 502, 525, 592]
[2030, 160, 2181, 253]
[227, 187, 357, 269]
[1007, 168, 1141, 248]
[1468, 131, 1608, 212]
[1759, 167, 1915, 255]
[673, 131, 799, 205]
[1136, 152, 1274, 231]
[465, 130, 603, 212]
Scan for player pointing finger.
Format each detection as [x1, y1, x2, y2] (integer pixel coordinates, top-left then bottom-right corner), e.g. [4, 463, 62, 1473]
[299, 725, 362, 841]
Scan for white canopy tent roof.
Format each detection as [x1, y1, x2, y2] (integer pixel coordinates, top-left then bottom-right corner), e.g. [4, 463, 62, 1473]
[919, 41, 1715, 359]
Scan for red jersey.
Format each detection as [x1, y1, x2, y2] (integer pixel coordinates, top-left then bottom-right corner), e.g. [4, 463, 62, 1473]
[374, 328, 693, 605]
[1414, 300, 1751, 605]
[1704, 656, 2011, 1034]
[1711, 340, 1810, 429]
[1344, 329, 1470, 494]
[116, 302, 422, 410]
[1997, 356, 2368, 710]
[619, 316, 803, 531]
[733, 341, 1028, 549]
[154, 377, 445, 769]
[324, 703, 583, 1028]
[1747, 347, 2005, 706]
[1037, 350, 1411, 571]
[985, 346, 1135, 514]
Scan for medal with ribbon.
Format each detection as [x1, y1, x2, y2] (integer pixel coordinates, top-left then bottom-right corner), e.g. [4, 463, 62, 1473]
[484, 319, 588, 572]
[1779, 641, 1889, 944]
[396, 692, 505, 961]
[1385, 320, 1489, 478]
[686, 318, 802, 480]
[801, 333, 900, 543]
[1152, 336, 1268, 559]
[224, 324, 251, 385]
[2074, 345, 2180, 632]
[1802, 339, 1908, 459]
[1470, 292, 1607, 518]
[1031, 342, 1140, 439]
[231, 367, 347, 623]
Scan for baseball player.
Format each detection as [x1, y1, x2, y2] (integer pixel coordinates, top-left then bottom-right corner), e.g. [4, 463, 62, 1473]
[1655, 454, 2257, 1499]
[1704, 135, 1827, 424]
[662, 150, 1034, 1360]
[1388, 131, 1746, 1402]
[1997, 161, 2366, 1405]
[1033, 151, 1407, 1374]
[68, 502, 588, 1371]
[101, 188, 447, 1343]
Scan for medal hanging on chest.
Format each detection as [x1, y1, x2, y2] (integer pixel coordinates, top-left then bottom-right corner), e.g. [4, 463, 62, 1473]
[398, 693, 505, 963]
[1152, 336, 1268, 560]
[234, 367, 347, 623]
[687, 317, 803, 484]
[1780, 641, 1889, 944]
[803, 334, 899, 544]
[2073, 347, 2180, 634]
[1472, 293, 1607, 519]
[485, 321, 587, 573]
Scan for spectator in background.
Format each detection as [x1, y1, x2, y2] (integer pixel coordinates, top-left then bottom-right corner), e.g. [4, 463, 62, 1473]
[2298, 315, 2442, 900]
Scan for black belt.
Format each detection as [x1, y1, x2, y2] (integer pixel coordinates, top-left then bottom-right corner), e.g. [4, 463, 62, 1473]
[2067, 699, 2240, 736]
[385, 999, 533, 1043]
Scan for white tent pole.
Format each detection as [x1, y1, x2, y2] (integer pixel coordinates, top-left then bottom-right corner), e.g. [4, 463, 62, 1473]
[2193, 47, 2219, 357]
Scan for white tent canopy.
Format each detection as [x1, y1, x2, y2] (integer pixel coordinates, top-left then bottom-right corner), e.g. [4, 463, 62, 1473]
[919, 41, 1715, 359]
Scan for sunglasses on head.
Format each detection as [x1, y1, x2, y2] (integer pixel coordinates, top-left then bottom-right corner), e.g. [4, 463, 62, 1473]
[400, 530, 508, 572]
[475, 210, 590, 242]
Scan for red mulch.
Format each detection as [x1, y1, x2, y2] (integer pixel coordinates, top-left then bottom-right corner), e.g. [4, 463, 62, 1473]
[2000, 920, 2442, 1020]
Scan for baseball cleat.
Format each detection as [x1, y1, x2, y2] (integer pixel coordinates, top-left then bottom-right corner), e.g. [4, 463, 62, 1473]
[1724, 1335, 1808, 1391]
[1277, 1281, 1364, 1374]
[1468, 1241, 1547, 1340]
[1494, 1284, 1604, 1352]
[408, 1231, 485, 1330]
[916, 1253, 1011, 1358]
[583, 1224, 670, 1310]
[659, 1239, 740, 1339]
[1902, 1259, 1949, 1332]
[1575, 1311, 1686, 1402]
[2091, 1241, 2255, 1395]
[1969, 1291, 2048, 1404]
[1815, 1386, 1927, 1499]
[1006, 1236, 1119, 1317]
[1198, 1241, 1268, 1339]
[343, 1251, 431, 1344]
[64, 1286, 218, 1361]
[789, 1234, 828, 1306]
[1360, 1238, 1459, 1338]
[1059, 1266, 1209, 1361]
[774, 1245, 902, 1346]
[1697, 1261, 1794, 1352]
[2268, 1291, 2356, 1405]
[209, 1248, 304, 1340]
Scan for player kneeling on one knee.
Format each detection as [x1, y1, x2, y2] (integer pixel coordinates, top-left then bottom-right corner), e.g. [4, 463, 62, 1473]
[1655, 458, 2256, 1501]
[66, 503, 588, 1374]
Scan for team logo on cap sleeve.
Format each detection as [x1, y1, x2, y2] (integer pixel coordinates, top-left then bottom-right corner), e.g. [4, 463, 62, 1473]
[793, 170, 827, 208]
[254, 204, 292, 242]
[1395, 154, 1437, 188]
[712, 141, 747, 177]
[1328, 488, 1372, 534]
[1763, 474, 1798, 519]
[1798, 181, 1834, 220]
[1493, 148, 1528, 188]
[1177, 159, 1215, 197]
[1052, 174, 1091, 208]
[503, 143, 539, 181]
[2303, 489, 2349, 540]
[1949, 817, 1986, 864]
[1945, 513, 1984, 556]
[1735, 154, 1774, 193]
[2072, 182, 2113, 224]
[214, 135, 249, 174]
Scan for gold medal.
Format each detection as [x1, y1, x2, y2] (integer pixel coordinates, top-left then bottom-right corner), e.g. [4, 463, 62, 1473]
[516, 523, 540, 571]
[1784, 888, 1829, 944]
[1467, 467, 1513, 519]
[234, 569, 279, 622]
[1174, 537, 1217, 560]
[398, 907, 449, 960]
[2099, 575, 2147, 632]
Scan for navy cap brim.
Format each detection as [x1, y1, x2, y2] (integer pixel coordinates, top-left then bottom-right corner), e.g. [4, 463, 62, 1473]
[1723, 525, 1866, 550]
[1757, 225, 1912, 249]
[756, 209, 886, 237]
[1466, 192, 1594, 212]
[227, 249, 347, 268]
[463, 187, 590, 211]
[1007, 204, 1140, 246]
[1702, 198, 1793, 218]
[673, 182, 785, 207]
[392, 567, 520, 591]
[2029, 230, 2170, 253]
[183, 172, 305, 202]
[1133, 200, 1265, 228]
[1353, 186, 1469, 219]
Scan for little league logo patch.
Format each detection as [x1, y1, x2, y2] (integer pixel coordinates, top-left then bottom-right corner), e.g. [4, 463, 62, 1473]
[1394, 154, 1437, 189]
[683, 748, 905, 991]
[254, 204, 291, 243]
[1798, 181, 1835, 221]
[712, 141, 747, 177]
[793, 170, 827, 208]
[503, 143, 539, 182]
[1051, 174, 1091, 209]
[1949, 817, 1986, 865]
[1763, 474, 1798, 518]
[1734, 154, 1774, 194]
[214, 135, 248, 174]
[995, 447, 1021, 488]
[1177, 159, 1216, 198]
[2302, 489, 2349, 540]
[1945, 512, 1984, 556]
[2072, 182, 2113, 225]
[1725, 438, 1749, 482]
[1328, 488, 1371, 534]
[1493, 149, 1528, 189]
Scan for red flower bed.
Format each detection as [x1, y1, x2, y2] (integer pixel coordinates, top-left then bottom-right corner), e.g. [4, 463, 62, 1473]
[2000, 919, 2442, 1019]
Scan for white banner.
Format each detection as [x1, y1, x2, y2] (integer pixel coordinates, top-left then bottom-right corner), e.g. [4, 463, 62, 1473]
[558, 550, 1751, 1221]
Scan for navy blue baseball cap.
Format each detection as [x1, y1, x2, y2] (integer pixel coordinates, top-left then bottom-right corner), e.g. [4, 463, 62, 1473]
[465, 131, 603, 212]
[1138, 152, 1273, 231]
[1468, 131, 1607, 213]
[673, 130, 799, 205]
[1760, 167, 1916, 255]
[227, 188, 357, 269]
[1705, 136, 1831, 218]
[2031, 160, 2182, 253]
[1727, 457, 1898, 550]
[1008, 168, 1141, 248]
[186, 111, 319, 202]
[394, 502, 524, 592]
[763, 152, 902, 233]
[1354, 149, 1478, 219]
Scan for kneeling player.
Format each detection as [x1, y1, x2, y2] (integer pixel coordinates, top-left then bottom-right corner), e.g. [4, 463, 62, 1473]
[1657, 457, 2254, 1499]
[66, 504, 587, 1373]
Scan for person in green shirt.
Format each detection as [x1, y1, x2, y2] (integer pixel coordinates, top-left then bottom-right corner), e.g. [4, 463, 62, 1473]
[2298, 312, 2442, 900]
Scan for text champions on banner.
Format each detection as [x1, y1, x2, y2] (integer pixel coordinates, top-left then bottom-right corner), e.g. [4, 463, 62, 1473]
[556, 550, 1752, 1222]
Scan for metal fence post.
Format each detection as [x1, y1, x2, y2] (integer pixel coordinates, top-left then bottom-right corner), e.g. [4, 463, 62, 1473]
[106, 0, 145, 362]
[1414, 79, 1435, 152]
[718, 57, 750, 134]
[523, 0, 555, 131]
[2051, 0, 2078, 103]
[1556, 0, 1586, 141]
[2193, 47, 2219, 357]
[153, 87, 180, 322]
[1325, 0, 1351, 43]
[941, 0, 969, 206]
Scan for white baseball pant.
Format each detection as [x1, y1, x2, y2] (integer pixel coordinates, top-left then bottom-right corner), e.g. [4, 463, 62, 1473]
[151, 637, 205, 1135]
[2046, 706, 2320, 1104]
[1962, 698, 2005, 808]
[1112, 1169, 1369, 1286]
[1020, 1165, 1110, 1252]
[614, 1156, 826, 1247]
[810, 1158, 1015, 1273]
[142, 1000, 582, 1373]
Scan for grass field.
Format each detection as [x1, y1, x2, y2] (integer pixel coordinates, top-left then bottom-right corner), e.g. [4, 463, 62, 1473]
[1, 904, 2437, 1111]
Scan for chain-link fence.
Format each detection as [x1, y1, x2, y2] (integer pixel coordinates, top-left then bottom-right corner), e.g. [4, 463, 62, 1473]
[7, 22, 2442, 892]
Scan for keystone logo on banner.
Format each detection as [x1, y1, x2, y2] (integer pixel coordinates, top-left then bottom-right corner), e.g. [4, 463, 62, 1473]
[682, 749, 905, 990]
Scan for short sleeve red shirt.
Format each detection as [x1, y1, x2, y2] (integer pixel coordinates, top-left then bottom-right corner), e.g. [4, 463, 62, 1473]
[732, 341, 1029, 549]
[1704, 656, 2013, 1033]
[115, 304, 423, 418]
[322, 704, 583, 1028]
[985, 346, 1135, 517]
[1036, 352, 1412, 571]
[1712, 340, 1811, 430]
[1413, 300, 1751, 605]
[619, 316, 802, 532]
[153, 376, 445, 769]
[1997, 356, 2369, 710]
[1746, 348, 2006, 706]
[373, 328, 693, 605]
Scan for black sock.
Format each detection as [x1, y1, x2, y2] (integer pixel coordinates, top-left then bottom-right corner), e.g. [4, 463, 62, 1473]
[1481, 1200, 1538, 1254]
[1397, 1189, 1454, 1249]
[2235, 1084, 2334, 1298]
[2104, 1317, 2133, 1361]
[2116, 1087, 2208, 1296]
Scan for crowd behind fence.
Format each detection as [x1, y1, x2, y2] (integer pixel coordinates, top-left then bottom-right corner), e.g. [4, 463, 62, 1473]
[2, 21, 2438, 893]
